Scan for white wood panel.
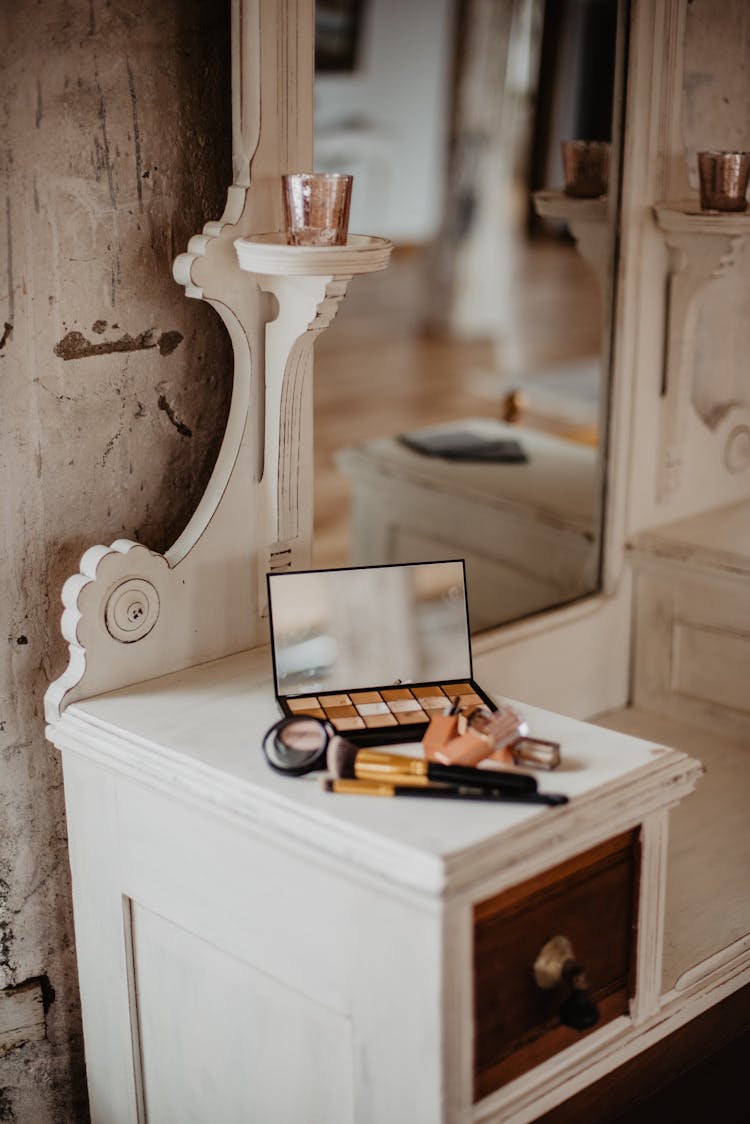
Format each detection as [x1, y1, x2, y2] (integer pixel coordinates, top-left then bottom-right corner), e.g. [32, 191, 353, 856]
[60, 753, 141, 1124]
[131, 903, 355, 1124]
[672, 619, 750, 714]
[594, 707, 750, 993]
[632, 558, 750, 737]
[115, 778, 359, 1017]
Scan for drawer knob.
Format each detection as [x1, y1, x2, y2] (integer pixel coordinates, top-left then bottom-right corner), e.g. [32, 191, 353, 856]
[533, 935, 600, 1032]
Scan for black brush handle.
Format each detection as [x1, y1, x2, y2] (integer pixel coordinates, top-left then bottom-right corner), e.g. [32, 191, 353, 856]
[399, 785, 567, 806]
[427, 762, 538, 793]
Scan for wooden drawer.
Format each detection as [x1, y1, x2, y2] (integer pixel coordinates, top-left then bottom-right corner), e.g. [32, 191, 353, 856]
[473, 830, 640, 1101]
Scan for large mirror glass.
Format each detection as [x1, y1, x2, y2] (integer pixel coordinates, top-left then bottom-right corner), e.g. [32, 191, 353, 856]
[312, 0, 622, 633]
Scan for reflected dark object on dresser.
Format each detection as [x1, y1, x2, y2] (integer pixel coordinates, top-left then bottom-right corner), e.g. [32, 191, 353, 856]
[398, 428, 528, 463]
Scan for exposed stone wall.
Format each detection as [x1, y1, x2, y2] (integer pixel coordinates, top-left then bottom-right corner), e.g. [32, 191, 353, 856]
[0, 1, 231, 1119]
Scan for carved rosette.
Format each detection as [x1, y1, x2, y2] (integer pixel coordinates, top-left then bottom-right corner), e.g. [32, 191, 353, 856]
[44, 541, 171, 722]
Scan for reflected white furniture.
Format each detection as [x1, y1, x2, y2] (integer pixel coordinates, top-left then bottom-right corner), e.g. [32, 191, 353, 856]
[47, 650, 701, 1124]
[338, 421, 598, 630]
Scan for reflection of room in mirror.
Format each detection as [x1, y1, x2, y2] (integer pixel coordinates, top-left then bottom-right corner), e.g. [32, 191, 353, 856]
[311, 0, 620, 634]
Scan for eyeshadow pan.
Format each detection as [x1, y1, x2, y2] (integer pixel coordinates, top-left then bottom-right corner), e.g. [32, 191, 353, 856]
[389, 699, 420, 713]
[318, 693, 351, 707]
[349, 691, 382, 703]
[416, 685, 446, 697]
[381, 688, 414, 701]
[326, 705, 358, 718]
[288, 697, 320, 711]
[364, 713, 398, 728]
[416, 695, 448, 710]
[333, 716, 366, 731]
[396, 709, 426, 724]
[459, 694, 482, 708]
[300, 708, 326, 719]
[357, 702, 390, 716]
[445, 682, 474, 695]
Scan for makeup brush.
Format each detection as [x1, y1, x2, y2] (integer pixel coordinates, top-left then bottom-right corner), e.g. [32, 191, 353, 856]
[327, 739, 539, 794]
[321, 778, 568, 806]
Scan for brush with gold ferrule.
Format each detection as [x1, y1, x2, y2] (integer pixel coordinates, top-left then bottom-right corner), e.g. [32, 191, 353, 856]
[321, 778, 568, 805]
[326, 740, 538, 795]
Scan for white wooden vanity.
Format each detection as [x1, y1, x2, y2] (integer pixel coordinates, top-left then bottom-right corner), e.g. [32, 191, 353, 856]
[43, 1, 750, 1121]
[47, 651, 701, 1123]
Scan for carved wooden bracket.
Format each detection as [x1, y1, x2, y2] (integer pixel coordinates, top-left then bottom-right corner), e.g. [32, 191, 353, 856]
[654, 203, 750, 501]
[232, 234, 392, 612]
[44, 1, 391, 722]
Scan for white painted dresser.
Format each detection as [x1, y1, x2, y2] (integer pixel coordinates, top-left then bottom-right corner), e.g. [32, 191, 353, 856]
[42, 2, 749, 1119]
[46, 648, 701, 1123]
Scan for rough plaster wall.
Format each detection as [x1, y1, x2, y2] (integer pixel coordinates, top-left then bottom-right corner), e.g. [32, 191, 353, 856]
[0, 1, 232, 1120]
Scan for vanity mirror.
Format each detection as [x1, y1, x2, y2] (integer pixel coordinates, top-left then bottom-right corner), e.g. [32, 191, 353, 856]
[312, 0, 623, 634]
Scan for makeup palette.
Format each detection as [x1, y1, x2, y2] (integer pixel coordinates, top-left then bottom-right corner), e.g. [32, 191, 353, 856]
[267, 560, 497, 747]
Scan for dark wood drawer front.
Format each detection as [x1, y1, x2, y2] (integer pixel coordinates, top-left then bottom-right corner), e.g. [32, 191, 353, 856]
[473, 830, 640, 1101]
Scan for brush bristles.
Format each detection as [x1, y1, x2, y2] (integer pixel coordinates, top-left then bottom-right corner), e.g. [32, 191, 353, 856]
[326, 736, 359, 779]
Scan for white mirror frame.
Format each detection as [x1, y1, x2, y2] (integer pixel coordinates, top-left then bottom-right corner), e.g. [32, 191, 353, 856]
[46, 0, 698, 725]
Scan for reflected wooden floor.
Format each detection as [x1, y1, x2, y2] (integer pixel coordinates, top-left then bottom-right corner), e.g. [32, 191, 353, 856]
[312, 239, 602, 568]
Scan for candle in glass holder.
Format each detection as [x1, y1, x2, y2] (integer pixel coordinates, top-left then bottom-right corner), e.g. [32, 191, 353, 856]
[561, 140, 610, 198]
[697, 151, 750, 212]
[281, 172, 353, 245]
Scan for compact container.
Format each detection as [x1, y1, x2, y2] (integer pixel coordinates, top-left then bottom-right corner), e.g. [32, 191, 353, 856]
[267, 560, 498, 747]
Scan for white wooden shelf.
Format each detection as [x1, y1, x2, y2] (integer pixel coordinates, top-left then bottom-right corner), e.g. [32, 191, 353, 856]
[654, 200, 750, 235]
[533, 189, 609, 224]
[234, 232, 393, 276]
[532, 190, 612, 290]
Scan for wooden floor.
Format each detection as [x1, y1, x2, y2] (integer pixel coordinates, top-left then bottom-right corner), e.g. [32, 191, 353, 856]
[312, 237, 602, 568]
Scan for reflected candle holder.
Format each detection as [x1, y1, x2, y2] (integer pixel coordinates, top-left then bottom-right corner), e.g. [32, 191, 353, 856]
[697, 151, 750, 212]
[561, 140, 610, 198]
[282, 172, 353, 246]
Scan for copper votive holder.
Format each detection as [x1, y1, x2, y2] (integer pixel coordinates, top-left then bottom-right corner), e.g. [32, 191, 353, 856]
[282, 172, 353, 246]
[561, 140, 610, 199]
[697, 151, 750, 212]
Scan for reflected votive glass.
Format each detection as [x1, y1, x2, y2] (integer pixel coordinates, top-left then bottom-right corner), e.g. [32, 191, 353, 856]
[282, 172, 353, 245]
[561, 140, 610, 198]
[697, 151, 750, 212]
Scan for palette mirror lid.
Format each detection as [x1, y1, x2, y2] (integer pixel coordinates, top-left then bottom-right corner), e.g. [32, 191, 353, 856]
[267, 560, 473, 697]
